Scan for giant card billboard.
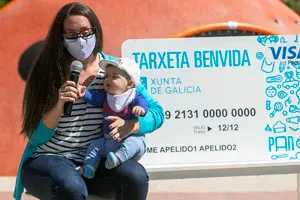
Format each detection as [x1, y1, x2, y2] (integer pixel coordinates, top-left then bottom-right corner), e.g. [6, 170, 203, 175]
[122, 35, 300, 172]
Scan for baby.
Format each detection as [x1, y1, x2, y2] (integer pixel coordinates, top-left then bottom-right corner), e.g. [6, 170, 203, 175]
[76, 57, 148, 179]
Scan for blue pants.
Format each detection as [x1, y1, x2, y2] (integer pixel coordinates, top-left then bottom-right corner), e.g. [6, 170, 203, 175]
[22, 155, 148, 200]
[84, 135, 146, 170]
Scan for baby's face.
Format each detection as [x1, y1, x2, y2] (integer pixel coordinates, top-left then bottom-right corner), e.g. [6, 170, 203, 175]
[104, 66, 130, 95]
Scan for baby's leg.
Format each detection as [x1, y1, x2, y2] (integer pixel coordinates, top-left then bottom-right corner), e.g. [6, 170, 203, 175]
[106, 136, 145, 169]
[77, 138, 106, 179]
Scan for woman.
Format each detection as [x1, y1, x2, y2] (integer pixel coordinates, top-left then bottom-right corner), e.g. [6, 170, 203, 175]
[13, 2, 164, 200]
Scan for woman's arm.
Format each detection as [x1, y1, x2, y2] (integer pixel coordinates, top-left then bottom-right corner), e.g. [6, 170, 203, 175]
[41, 102, 64, 130]
[136, 84, 165, 135]
[29, 99, 64, 147]
[29, 81, 78, 147]
[28, 99, 62, 147]
[29, 120, 56, 147]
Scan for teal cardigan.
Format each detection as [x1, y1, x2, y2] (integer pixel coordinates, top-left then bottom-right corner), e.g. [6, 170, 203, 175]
[13, 53, 165, 200]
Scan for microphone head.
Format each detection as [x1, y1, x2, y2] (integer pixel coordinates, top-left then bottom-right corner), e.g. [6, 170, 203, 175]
[70, 60, 83, 73]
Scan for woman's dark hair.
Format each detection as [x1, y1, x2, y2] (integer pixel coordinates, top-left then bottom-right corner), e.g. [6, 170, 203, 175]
[21, 2, 103, 137]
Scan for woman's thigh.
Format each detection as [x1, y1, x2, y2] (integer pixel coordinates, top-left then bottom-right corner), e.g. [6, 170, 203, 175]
[85, 158, 149, 200]
[22, 155, 88, 200]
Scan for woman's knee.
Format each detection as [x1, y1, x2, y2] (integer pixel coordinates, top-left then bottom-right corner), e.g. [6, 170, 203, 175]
[23, 167, 88, 200]
[116, 159, 149, 186]
[22, 156, 88, 200]
[57, 179, 88, 200]
[47, 162, 88, 199]
[114, 160, 148, 200]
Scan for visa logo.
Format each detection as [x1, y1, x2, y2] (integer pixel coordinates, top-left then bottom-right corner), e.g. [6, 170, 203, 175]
[269, 46, 300, 60]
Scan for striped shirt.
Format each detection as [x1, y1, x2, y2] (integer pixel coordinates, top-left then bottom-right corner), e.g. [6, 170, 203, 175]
[32, 69, 106, 162]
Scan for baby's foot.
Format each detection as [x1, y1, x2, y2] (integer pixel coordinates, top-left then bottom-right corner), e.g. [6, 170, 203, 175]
[76, 165, 95, 179]
[105, 152, 120, 169]
[75, 166, 83, 175]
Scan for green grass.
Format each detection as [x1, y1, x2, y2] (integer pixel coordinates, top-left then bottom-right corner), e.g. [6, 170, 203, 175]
[285, 0, 300, 15]
[0, 0, 11, 8]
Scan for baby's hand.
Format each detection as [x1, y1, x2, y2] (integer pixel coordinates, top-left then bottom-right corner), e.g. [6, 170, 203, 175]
[77, 84, 87, 98]
[132, 106, 145, 116]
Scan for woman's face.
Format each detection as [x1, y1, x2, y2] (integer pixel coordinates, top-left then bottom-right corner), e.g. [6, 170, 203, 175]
[63, 15, 96, 61]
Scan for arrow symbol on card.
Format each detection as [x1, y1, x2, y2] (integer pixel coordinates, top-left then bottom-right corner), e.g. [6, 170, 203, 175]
[207, 126, 212, 132]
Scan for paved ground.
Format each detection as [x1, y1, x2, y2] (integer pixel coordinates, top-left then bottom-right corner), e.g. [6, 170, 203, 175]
[2, 174, 298, 199]
[148, 192, 297, 200]
[1, 191, 297, 200]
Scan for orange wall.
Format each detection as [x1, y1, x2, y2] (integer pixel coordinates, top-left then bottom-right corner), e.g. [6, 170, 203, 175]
[0, 0, 300, 176]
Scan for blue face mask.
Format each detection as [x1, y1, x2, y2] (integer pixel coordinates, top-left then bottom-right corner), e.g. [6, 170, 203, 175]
[63, 34, 96, 61]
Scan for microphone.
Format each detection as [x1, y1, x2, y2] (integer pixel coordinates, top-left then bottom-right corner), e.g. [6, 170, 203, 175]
[64, 60, 83, 116]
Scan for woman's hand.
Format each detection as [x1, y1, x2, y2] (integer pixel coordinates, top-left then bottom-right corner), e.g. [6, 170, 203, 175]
[106, 116, 140, 141]
[57, 81, 78, 110]
[42, 81, 78, 129]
